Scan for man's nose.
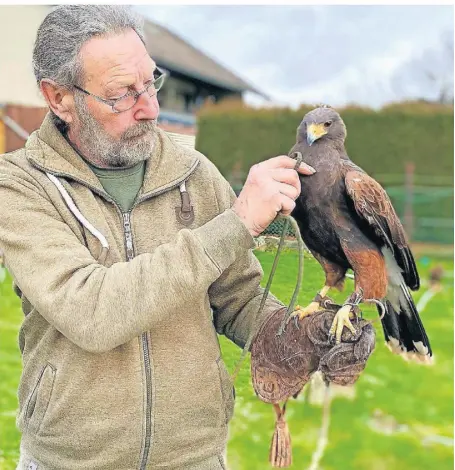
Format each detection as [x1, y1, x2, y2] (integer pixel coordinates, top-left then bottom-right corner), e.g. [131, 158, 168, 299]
[133, 91, 159, 121]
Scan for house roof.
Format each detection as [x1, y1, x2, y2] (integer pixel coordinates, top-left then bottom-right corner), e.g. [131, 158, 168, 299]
[143, 20, 269, 99]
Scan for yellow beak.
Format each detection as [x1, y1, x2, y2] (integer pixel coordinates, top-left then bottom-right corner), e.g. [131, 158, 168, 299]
[307, 123, 327, 145]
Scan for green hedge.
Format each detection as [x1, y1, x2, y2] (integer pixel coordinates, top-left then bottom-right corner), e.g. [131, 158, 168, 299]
[195, 103, 454, 186]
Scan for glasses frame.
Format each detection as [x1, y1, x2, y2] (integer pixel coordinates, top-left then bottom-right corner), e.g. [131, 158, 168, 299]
[73, 67, 167, 113]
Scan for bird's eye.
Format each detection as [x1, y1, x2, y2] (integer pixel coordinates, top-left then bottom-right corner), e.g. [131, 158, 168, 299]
[324, 121, 332, 128]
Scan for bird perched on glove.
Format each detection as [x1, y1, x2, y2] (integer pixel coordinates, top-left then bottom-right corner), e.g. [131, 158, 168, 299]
[289, 105, 432, 364]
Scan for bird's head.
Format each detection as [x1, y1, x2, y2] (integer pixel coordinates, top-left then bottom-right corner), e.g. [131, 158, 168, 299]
[297, 105, 347, 147]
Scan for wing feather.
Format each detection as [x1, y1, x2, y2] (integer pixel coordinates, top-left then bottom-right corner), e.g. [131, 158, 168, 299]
[344, 164, 419, 290]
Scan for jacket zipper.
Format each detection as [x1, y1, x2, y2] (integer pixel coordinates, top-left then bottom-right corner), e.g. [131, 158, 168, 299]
[34, 160, 200, 469]
[122, 211, 152, 470]
[122, 212, 135, 261]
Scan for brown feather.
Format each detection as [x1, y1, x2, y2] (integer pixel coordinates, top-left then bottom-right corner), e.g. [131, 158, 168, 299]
[340, 243, 388, 299]
[343, 167, 419, 290]
[344, 169, 407, 247]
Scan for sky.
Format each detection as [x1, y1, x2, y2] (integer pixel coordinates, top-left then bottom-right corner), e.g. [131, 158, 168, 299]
[135, 5, 454, 109]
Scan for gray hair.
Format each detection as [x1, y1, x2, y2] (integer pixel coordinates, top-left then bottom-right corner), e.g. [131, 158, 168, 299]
[33, 5, 146, 131]
[33, 5, 145, 88]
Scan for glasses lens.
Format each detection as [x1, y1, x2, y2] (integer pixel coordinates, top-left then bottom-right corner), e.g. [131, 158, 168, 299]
[145, 75, 166, 99]
[113, 94, 136, 112]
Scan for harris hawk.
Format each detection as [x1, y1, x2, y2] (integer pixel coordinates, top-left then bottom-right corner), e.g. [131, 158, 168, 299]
[289, 106, 432, 363]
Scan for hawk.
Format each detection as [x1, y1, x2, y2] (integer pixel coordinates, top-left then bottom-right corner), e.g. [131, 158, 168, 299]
[290, 106, 432, 363]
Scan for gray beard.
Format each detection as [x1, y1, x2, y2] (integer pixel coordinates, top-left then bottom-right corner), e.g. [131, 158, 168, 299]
[72, 94, 157, 168]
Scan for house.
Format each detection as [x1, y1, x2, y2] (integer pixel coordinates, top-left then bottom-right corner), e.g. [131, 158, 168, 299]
[143, 21, 267, 134]
[0, 5, 266, 153]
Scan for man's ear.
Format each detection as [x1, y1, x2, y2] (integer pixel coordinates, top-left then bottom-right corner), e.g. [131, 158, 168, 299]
[40, 79, 75, 125]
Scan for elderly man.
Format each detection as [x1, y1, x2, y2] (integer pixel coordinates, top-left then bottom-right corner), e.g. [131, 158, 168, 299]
[0, 6, 315, 470]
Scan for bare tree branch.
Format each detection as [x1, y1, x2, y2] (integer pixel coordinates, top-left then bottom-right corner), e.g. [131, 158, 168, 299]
[391, 29, 454, 104]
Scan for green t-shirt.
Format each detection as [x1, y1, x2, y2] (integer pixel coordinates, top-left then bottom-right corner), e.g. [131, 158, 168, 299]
[88, 161, 146, 213]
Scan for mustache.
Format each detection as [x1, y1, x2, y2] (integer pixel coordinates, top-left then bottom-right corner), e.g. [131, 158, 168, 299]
[121, 120, 157, 140]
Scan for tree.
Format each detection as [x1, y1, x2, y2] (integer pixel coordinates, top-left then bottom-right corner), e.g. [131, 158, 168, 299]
[391, 29, 454, 104]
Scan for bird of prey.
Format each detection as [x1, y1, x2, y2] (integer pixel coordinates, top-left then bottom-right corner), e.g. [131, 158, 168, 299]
[289, 106, 432, 363]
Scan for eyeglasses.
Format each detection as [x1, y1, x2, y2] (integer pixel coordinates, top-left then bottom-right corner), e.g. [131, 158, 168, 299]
[73, 67, 167, 113]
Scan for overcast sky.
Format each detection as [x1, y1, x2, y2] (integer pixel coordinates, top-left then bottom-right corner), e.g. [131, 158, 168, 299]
[135, 5, 454, 109]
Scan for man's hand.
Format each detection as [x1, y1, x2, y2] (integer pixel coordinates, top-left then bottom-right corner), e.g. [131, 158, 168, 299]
[233, 155, 316, 237]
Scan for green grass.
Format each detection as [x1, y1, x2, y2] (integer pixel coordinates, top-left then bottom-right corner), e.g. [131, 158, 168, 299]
[0, 251, 453, 470]
[0, 272, 22, 470]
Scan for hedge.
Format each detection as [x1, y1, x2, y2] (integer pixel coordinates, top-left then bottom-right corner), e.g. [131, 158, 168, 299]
[195, 101, 454, 187]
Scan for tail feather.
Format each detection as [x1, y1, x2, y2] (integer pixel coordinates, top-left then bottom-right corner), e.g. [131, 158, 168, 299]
[380, 284, 432, 363]
[381, 246, 432, 363]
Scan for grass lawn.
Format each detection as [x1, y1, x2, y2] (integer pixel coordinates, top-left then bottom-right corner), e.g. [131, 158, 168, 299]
[0, 249, 453, 470]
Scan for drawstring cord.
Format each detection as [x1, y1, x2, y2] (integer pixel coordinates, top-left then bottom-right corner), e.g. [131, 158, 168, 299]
[46, 173, 109, 264]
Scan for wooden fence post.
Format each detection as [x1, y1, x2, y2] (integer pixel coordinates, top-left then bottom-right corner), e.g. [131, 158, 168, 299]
[404, 161, 415, 241]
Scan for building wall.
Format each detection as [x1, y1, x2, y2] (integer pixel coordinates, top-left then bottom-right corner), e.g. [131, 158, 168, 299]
[3, 104, 47, 153]
[158, 73, 243, 115]
[0, 119, 5, 154]
[0, 5, 49, 107]
[159, 76, 198, 113]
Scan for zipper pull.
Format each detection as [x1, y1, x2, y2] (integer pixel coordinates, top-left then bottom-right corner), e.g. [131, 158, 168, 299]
[177, 181, 194, 225]
[179, 182, 191, 214]
[123, 212, 131, 231]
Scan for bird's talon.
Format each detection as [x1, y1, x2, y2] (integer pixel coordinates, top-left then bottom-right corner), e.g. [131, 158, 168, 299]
[329, 304, 358, 344]
[323, 298, 343, 312]
[293, 301, 322, 320]
[293, 315, 300, 330]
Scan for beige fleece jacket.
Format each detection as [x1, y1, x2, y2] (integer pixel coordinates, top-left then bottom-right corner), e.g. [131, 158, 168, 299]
[0, 114, 283, 470]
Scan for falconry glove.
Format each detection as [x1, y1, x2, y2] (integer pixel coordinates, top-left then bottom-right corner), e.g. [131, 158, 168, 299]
[250, 307, 376, 467]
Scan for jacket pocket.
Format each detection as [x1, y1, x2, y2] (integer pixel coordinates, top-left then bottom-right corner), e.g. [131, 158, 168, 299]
[25, 362, 56, 435]
[216, 357, 235, 424]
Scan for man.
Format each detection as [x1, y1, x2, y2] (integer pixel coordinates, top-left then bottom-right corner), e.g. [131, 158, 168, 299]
[0, 6, 315, 470]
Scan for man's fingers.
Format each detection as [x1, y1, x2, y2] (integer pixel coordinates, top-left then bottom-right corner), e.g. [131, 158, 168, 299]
[297, 162, 316, 175]
[235, 154, 314, 236]
[262, 155, 316, 175]
[261, 155, 300, 170]
[270, 168, 301, 189]
[279, 199, 296, 216]
[274, 182, 300, 201]
[272, 193, 296, 215]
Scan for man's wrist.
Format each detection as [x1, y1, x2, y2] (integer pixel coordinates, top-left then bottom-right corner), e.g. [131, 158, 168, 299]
[231, 205, 261, 237]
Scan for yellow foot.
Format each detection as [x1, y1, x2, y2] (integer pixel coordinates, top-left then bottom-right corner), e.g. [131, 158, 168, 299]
[329, 305, 357, 344]
[293, 301, 322, 320]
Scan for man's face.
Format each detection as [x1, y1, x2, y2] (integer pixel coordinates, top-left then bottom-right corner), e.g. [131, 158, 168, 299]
[68, 29, 160, 168]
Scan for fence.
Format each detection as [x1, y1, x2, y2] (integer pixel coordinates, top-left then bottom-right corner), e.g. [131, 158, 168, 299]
[386, 185, 453, 245]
